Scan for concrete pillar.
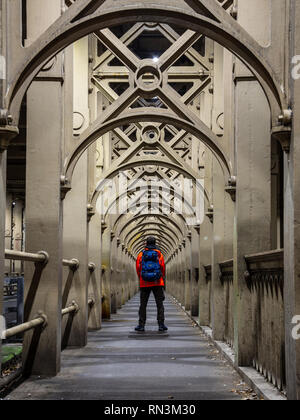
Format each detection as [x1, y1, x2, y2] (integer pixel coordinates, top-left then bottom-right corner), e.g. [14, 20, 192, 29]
[175, 250, 180, 301]
[115, 241, 123, 307]
[283, 0, 300, 400]
[184, 238, 192, 311]
[5, 194, 12, 275]
[88, 214, 102, 331]
[110, 231, 117, 314]
[199, 216, 212, 326]
[62, 34, 90, 348]
[24, 80, 63, 375]
[234, 80, 271, 366]
[211, 42, 227, 341]
[101, 222, 112, 319]
[233, 0, 272, 367]
[0, 151, 7, 372]
[178, 247, 184, 305]
[191, 228, 200, 317]
[62, 153, 88, 349]
[22, 0, 63, 378]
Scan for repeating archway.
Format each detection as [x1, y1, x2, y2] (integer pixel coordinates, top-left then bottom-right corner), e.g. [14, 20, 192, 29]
[123, 221, 180, 246]
[6, 0, 287, 125]
[66, 109, 233, 186]
[116, 213, 186, 239]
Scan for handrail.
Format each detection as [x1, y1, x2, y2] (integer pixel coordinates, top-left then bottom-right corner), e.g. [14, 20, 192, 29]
[61, 301, 79, 316]
[88, 298, 95, 307]
[5, 249, 49, 264]
[244, 249, 283, 264]
[62, 259, 80, 271]
[219, 259, 233, 284]
[244, 249, 284, 291]
[88, 262, 96, 272]
[219, 259, 234, 269]
[2, 313, 47, 340]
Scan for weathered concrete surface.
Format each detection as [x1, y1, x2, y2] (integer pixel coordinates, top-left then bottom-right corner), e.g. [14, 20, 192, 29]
[6, 296, 254, 400]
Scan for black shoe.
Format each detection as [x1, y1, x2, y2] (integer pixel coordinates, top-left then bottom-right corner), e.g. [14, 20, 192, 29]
[159, 324, 168, 332]
[135, 325, 145, 332]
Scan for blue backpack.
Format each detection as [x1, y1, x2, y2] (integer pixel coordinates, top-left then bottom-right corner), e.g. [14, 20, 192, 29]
[141, 250, 162, 282]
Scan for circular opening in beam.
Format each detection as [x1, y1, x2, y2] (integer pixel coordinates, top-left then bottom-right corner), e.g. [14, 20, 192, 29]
[141, 125, 160, 144]
[135, 60, 162, 93]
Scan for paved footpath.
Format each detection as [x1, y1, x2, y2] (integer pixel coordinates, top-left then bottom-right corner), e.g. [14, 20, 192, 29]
[5, 295, 256, 400]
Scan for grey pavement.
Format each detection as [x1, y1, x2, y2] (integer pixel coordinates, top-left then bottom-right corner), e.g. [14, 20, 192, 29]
[5, 295, 253, 400]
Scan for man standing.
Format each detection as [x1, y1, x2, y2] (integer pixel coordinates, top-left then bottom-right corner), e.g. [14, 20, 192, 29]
[135, 237, 168, 332]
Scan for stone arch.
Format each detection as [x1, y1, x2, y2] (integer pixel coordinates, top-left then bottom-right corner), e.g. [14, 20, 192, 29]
[66, 109, 232, 187]
[96, 180, 207, 223]
[123, 221, 180, 245]
[7, 0, 286, 125]
[116, 213, 185, 239]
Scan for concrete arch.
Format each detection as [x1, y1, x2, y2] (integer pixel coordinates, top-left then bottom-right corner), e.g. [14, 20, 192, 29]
[100, 179, 209, 222]
[66, 109, 232, 187]
[133, 232, 176, 257]
[128, 234, 175, 257]
[123, 221, 180, 245]
[111, 199, 199, 230]
[132, 235, 171, 257]
[112, 209, 189, 248]
[7, 0, 286, 124]
[126, 227, 177, 251]
[116, 213, 185, 239]
[100, 186, 202, 226]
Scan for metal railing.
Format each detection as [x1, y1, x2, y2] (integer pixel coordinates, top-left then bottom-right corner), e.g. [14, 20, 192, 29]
[3, 253, 97, 339]
[88, 298, 95, 307]
[245, 249, 285, 392]
[88, 263, 96, 272]
[2, 313, 47, 340]
[62, 258, 80, 271]
[61, 301, 79, 317]
[5, 249, 49, 264]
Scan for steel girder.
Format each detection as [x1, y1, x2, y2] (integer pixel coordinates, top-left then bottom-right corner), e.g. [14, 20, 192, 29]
[116, 213, 186, 240]
[3, 0, 287, 130]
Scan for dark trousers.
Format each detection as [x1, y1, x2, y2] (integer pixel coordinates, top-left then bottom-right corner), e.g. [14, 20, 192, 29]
[139, 286, 165, 326]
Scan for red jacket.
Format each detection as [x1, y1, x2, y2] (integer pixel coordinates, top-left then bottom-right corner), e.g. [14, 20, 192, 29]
[136, 248, 165, 288]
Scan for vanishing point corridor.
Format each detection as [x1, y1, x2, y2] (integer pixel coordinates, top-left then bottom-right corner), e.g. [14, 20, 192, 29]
[1, 0, 300, 403]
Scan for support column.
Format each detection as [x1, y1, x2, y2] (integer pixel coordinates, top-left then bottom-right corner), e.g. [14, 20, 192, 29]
[234, 80, 271, 366]
[5, 194, 12, 275]
[87, 214, 102, 331]
[199, 216, 212, 326]
[191, 228, 200, 317]
[0, 151, 7, 372]
[22, 0, 63, 377]
[110, 230, 117, 314]
[101, 222, 111, 319]
[24, 79, 63, 375]
[284, 0, 300, 400]
[62, 153, 88, 349]
[233, 1, 272, 367]
[184, 236, 192, 311]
